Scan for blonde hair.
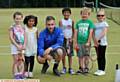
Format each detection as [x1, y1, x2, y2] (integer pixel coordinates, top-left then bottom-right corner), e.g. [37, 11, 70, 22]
[97, 9, 105, 15]
[80, 7, 91, 15]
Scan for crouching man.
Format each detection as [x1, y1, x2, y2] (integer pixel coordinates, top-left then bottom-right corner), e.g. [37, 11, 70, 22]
[37, 16, 64, 76]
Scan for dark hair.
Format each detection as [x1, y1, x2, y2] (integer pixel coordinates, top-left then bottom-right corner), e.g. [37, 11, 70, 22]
[62, 8, 71, 14]
[13, 12, 23, 19]
[46, 16, 55, 22]
[23, 15, 38, 26]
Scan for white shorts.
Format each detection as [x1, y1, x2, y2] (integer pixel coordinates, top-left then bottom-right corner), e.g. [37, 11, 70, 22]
[11, 44, 19, 55]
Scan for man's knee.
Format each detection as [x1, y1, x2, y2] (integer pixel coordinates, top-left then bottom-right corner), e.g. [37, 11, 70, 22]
[37, 56, 46, 64]
[56, 48, 64, 56]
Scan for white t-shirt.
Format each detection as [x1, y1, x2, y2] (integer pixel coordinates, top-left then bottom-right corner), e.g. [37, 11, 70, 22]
[61, 18, 73, 39]
[95, 21, 109, 46]
[25, 26, 37, 56]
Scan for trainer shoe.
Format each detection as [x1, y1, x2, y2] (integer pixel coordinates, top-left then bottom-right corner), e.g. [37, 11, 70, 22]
[41, 61, 49, 74]
[68, 68, 75, 75]
[53, 68, 61, 77]
[24, 72, 29, 78]
[19, 74, 26, 79]
[94, 70, 105, 76]
[14, 74, 21, 79]
[29, 72, 33, 78]
[61, 67, 67, 74]
[84, 68, 89, 73]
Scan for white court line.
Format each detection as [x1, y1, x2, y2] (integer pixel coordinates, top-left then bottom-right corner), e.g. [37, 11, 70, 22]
[0, 45, 120, 48]
[0, 52, 119, 55]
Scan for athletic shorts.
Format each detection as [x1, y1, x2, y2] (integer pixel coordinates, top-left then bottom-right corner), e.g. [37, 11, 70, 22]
[63, 38, 74, 56]
[49, 47, 65, 59]
[11, 44, 19, 55]
[11, 44, 24, 55]
[77, 44, 91, 57]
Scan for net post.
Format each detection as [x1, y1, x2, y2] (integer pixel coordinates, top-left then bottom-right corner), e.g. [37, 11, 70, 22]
[95, 0, 98, 12]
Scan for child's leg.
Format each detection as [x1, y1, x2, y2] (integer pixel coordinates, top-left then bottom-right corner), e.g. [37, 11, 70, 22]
[29, 56, 35, 72]
[17, 53, 25, 74]
[97, 45, 106, 71]
[68, 56, 72, 69]
[25, 56, 29, 72]
[81, 56, 85, 69]
[12, 55, 18, 75]
[84, 55, 89, 68]
[62, 54, 66, 68]
[18, 60, 24, 74]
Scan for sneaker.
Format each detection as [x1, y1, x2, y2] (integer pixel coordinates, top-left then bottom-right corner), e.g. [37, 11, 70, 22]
[76, 70, 81, 75]
[94, 70, 101, 75]
[94, 70, 105, 76]
[84, 68, 89, 73]
[14, 74, 21, 79]
[68, 68, 75, 75]
[53, 69, 61, 76]
[41, 61, 49, 74]
[24, 72, 29, 78]
[76, 67, 82, 74]
[19, 74, 26, 79]
[61, 67, 66, 74]
[29, 72, 33, 78]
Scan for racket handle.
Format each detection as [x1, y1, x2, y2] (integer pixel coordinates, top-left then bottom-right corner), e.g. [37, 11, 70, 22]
[116, 64, 119, 70]
[98, 40, 101, 43]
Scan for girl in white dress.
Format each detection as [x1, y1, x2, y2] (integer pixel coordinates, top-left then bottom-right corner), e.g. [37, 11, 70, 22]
[23, 15, 38, 78]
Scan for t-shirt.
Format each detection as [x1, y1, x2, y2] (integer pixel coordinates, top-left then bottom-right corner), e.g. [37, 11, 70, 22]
[75, 19, 94, 44]
[95, 21, 109, 46]
[25, 25, 37, 56]
[61, 18, 73, 39]
[10, 24, 25, 45]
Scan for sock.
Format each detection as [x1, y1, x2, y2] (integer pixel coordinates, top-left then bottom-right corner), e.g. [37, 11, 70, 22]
[53, 63, 58, 70]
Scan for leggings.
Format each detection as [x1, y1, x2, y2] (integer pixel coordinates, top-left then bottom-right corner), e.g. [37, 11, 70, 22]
[95, 45, 106, 71]
[25, 56, 34, 72]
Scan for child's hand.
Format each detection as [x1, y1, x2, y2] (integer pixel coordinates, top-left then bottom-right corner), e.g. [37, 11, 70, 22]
[17, 44, 23, 51]
[74, 44, 79, 52]
[22, 45, 26, 50]
[85, 42, 90, 47]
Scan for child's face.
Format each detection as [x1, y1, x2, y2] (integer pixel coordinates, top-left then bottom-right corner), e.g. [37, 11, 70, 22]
[46, 20, 55, 33]
[14, 15, 23, 25]
[81, 12, 89, 20]
[63, 11, 71, 19]
[97, 12, 105, 22]
[28, 18, 35, 27]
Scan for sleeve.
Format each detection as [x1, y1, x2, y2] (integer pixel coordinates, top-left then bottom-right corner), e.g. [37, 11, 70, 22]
[104, 21, 109, 27]
[51, 28, 64, 49]
[75, 21, 78, 30]
[89, 20, 95, 29]
[37, 31, 45, 57]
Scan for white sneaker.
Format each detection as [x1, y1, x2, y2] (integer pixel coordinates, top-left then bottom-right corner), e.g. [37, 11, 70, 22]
[29, 72, 33, 78]
[24, 72, 29, 78]
[94, 70, 105, 76]
[94, 70, 101, 75]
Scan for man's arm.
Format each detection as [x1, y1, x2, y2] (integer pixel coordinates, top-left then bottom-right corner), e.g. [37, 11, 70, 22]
[37, 32, 45, 57]
[51, 29, 64, 49]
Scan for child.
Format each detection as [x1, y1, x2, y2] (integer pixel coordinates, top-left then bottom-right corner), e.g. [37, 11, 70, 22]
[59, 8, 75, 74]
[9, 12, 26, 79]
[23, 15, 38, 78]
[74, 7, 94, 74]
[93, 9, 109, 76]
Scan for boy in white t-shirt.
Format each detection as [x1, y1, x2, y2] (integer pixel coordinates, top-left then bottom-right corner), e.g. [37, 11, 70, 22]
[59, 8, 75, 74]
